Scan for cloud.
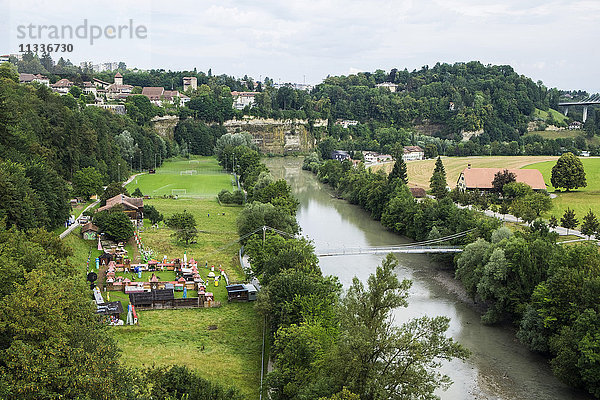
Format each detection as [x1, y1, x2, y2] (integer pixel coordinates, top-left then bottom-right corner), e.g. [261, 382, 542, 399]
[2, 0, 600, 91]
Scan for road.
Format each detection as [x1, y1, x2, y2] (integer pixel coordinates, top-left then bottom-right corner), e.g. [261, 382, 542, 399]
[59, 200, 100, 239]
[458, 204, 591, 240]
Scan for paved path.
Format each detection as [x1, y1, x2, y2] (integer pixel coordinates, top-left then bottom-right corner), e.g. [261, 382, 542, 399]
[59, 200, 100, 239]
[458, 204, 590, 240]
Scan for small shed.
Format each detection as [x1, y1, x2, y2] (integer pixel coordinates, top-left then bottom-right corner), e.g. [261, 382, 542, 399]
[96, 301, 124, 317]
[81, 222, 99, 240]
[226, 284, 258, 302]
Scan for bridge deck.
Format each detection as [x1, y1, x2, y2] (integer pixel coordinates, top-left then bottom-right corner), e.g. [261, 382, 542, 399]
[316, 245, 463, 257]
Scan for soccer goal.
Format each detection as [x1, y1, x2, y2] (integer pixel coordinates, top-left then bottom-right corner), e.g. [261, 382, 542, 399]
[179, 170, 198, 175]
[172, 189, 187, 196]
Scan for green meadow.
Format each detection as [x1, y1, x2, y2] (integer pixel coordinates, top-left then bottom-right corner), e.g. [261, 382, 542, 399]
[524, 157, 600, 221]
[125, 156, 235, 198]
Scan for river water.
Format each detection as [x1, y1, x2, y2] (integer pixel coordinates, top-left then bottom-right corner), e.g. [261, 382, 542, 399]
[266, 157, 590, 400]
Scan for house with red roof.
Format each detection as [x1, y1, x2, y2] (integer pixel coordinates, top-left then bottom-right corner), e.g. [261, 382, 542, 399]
[457, 165, 546, 192]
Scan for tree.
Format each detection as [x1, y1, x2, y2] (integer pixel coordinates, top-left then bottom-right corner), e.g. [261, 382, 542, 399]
[429, 156, 447, 199]
[388, 157, 407, 184]
[100, 182, 129, 206]
[330, 254, 469, 399]
[144, 205, 163, 225]
[93, 209, 134, 242]
[72, 167, 103, 200]
[0, 271, 126, 399]
[492, 169, 516, 193]
[423, 143, 438, 159]
[166, 210, 198, 245]
[561, 208, 578, 235]
[131, 187, 143, 197]
[548, 215, 558, 228]
[510, 193, 552, 224]
[580, 210, 599, 239]
[551, 152, 587, 191]
[237, 201, 299, 242]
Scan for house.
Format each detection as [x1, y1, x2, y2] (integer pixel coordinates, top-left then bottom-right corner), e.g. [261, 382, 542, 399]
[86, 104, 126, 114]
[569, 121, 583, 130]
[106, 73, 133, 99]
[19, 73, 49, 86]
[376, 82, 397, 92]
[82, 81, 97, 97]
[363, 151, 393, 164]
[183, 76, 197, 92]
[335, 119, 359, 128]
[231, 91, 259, 110]
[97, 194, 144, 222]
[402, 146, 424, 161]
[449, 102, 456, 111]
[50, 78, 74, 94]
[331, 150, 350, 161]
[226, 284, 258, 302]
[81, 222, 99, 240]
[141, 87, 189, 106]
[456, 166, 546, 192]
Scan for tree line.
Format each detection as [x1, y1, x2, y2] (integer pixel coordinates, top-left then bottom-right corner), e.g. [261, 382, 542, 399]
[0, 62, 173, 231]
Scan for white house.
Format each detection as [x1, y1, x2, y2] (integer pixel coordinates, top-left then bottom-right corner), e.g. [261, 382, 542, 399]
[402, 146, 424, 161]
[231, 91, 259, 110]
[569, 121, 583, 130]
[183, 76, 198, 92]
[376, 82, 397, 92]
[50, 78, 74, 94]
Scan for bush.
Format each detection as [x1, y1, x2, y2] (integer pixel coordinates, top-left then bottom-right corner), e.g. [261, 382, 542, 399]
[218, 189, 244, 205]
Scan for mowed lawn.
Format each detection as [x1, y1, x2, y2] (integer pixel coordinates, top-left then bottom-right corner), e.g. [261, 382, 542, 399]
[125, 156, 234, 198]
[524, 157, 600, 220]
[373, 156, 559, 189]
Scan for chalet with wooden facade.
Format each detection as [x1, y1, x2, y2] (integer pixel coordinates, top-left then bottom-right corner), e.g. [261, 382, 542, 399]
[97, 194, 144, 222]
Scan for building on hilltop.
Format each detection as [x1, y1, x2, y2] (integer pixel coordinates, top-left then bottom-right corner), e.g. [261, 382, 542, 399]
[141, 87, 189, 106]
[456, 166, 546, 192]
[402, 146, 424, 161]
[50, 78, 74, 94]
[183, 76, 198, 92]
[376, 82, 397, 92]
[114, 72, 123, 85]
[97, 194, 144, 223]
[231, 91, 259, 110]
[19, 73, 49, 86]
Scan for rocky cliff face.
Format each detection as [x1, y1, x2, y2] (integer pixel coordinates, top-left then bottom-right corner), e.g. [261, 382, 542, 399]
[151, 115, 180, 140]
[222, 118, 326, 154]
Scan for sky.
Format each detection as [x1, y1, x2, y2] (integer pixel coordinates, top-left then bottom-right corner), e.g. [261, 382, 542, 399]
[1, 0, 599, 92]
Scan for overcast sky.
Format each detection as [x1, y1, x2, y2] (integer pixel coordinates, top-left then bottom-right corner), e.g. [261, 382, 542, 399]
[1, 0, 599, 92]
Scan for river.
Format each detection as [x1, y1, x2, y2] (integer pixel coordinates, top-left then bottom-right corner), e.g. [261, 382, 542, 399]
[266, 157, 590, 400]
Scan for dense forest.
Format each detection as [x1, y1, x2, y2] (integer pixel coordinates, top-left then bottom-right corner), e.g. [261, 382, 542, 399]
[0, 62, 173, 230]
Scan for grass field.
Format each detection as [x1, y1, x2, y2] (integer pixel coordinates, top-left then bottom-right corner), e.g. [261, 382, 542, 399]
[125, 156, 234, 198]
[524, 157, 600, 220]
[533, 107, 568, 124]
[64, 158, 261, 399]
[373, 156, 559, 189]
